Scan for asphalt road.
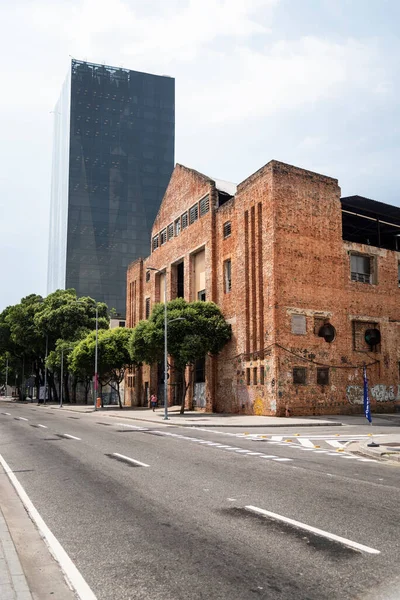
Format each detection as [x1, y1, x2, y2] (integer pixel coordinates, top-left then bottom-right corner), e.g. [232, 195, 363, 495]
[1, 403, 400, 600]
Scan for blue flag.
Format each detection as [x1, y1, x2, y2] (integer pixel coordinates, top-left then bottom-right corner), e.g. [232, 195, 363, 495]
[363, 365, 372, 423]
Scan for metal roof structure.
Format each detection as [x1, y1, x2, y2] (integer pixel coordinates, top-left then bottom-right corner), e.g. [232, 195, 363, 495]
[341, 195, 400, 252]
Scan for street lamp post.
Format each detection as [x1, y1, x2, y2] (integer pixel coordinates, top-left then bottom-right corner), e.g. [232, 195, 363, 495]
[5, 357, 8, 398]
[94, 304, 99, 411]
[43, 334, 48, 405]
[147, 267, 169, 420]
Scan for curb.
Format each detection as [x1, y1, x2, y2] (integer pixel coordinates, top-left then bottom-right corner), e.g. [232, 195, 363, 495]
[105, 414, 343, 428]
[348, 441, 400, 464]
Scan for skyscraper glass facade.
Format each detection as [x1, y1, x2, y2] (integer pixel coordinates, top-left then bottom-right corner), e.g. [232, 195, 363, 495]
[48, 59, 175, 315]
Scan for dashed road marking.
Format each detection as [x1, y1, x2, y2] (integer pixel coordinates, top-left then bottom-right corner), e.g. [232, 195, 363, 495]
[109, 453, 149, 468]
[2, 412, 11, 416]
[37, 424, 47, 428]
[60, 434, 81, 440]
[245, 505, 380, 555]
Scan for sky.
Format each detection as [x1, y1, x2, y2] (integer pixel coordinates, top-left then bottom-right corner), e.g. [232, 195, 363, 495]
[0, 0, 399, 311]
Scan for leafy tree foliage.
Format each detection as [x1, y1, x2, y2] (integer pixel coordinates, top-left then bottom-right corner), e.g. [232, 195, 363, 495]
[129, 298, 231, 413]
[70, 327, 133, 408]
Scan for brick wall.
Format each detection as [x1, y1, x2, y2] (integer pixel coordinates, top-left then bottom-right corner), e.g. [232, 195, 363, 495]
[126, 159, 400, 415]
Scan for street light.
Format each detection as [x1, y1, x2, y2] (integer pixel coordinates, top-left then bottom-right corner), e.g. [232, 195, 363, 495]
[71, 299, 99, 411]
[147, 267, 169, 420]
[146, 267, 185, 420]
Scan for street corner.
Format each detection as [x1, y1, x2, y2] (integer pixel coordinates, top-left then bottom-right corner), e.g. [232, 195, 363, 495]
[347, 439, 400, 465]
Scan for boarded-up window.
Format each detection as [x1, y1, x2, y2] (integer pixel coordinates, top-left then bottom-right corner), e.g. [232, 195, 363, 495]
[145, 298, 150, 319]
[293, 367, 306, 384]
[192, 250, 205, 301]
[260, 366, 265, 385]
[291, 314, 306, 335]
[146, 270, 150, 282]
[353, 321, 379, 351]
[253, 367, 257, 385]
[223, 221, 232, 238]
[317, 367, 329, 385]
[199, 195, 210, 216]
[246, 368, 251, 385]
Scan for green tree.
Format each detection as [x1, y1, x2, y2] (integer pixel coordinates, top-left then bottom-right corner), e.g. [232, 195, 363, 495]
[70, 327, 133, 408]
[129, 298, 231, 414]
[0, 290, 109, 401]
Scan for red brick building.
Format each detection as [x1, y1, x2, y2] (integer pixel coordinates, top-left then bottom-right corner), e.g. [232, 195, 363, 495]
[126, 160, 400, 416]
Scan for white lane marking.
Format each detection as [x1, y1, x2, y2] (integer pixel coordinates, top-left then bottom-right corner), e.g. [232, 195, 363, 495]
[298, 438, 315, 448]
[63, 434, 81, 440]
[0, 454, 98, 599]
[245, 505, 380, 555]
[273, 458, 292, 462]
[358, 458, 378, 463]
[259, 455, 278, 459]
[299, 448, 315, 451]
[246, 452, 264, 456]
[215, 445, 231, 448]
[224, 447, 242, 451]
[37, 424, 47, 428]
[16, 416, 29, 421]
[112, 453, 150, 468]
[314, 450, 329, 454]
[116, 423, 149, 430]
[271, 436, 283, 441]
[326, 440, 345, 448]
[2, 412, 11, 415]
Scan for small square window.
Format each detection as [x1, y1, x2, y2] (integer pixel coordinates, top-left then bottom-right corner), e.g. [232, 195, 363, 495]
[291, 314, 306, 335]
[224, 259, 232, 293]
[160, 229, 167, 245]
[253, 367, 257, 385]
[246, 368, 251, 385]
[293, 367, 306, 384]
[199, 195, 210, 216]
[223, 221, 231, 238]
[317, 367, 329, 385]
[189, 203, 199, 224]
[197, 289, 206, 301]
[260, 366, 265, 385]
[145, 298, 150, 319]
[181, 212, 188, 229]
[350, 253, 373, 284]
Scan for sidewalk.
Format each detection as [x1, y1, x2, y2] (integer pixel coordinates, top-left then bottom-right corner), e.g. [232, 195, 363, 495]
[0, 506, 32, 600]
[40, 403, 343, 427]
[0, 461, 76, 600]
[349, 434, 400, 464]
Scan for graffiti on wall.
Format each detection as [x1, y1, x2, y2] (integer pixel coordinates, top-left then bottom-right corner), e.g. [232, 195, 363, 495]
[346, 384, 400, 405]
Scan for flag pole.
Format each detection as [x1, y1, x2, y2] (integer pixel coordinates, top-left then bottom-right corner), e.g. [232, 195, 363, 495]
[364, 363, 379, 448]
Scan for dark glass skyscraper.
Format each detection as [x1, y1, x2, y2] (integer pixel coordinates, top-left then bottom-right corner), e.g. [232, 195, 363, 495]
[48, 59, 175, 315]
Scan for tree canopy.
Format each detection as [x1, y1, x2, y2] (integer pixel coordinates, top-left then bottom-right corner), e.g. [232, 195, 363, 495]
[129, 298, 231, 412]
[70, 327, 134, 408]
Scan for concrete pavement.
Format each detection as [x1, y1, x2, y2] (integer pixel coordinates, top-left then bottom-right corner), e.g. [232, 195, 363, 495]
[349, 433, 400, 463]
[2, 401, 400, 599]
[41, 402, 343, 427]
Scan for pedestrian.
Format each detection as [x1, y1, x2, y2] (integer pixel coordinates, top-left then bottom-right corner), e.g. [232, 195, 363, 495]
[150, 393, 157, 412]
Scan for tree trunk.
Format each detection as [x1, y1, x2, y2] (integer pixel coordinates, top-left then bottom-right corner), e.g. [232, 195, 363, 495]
[48, 372, 58, 403]
[180, 370, 190, 415]
[72, 376, 77, 404]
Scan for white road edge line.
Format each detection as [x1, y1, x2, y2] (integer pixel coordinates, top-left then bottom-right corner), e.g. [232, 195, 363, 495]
[63, 434, 81, 441]
[2, 412, 11, 415]
[0, 454, 98, 600]
[112, 453, 150, 467]
[37, 424, 47, 428]
[244, 505, 380, 555]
